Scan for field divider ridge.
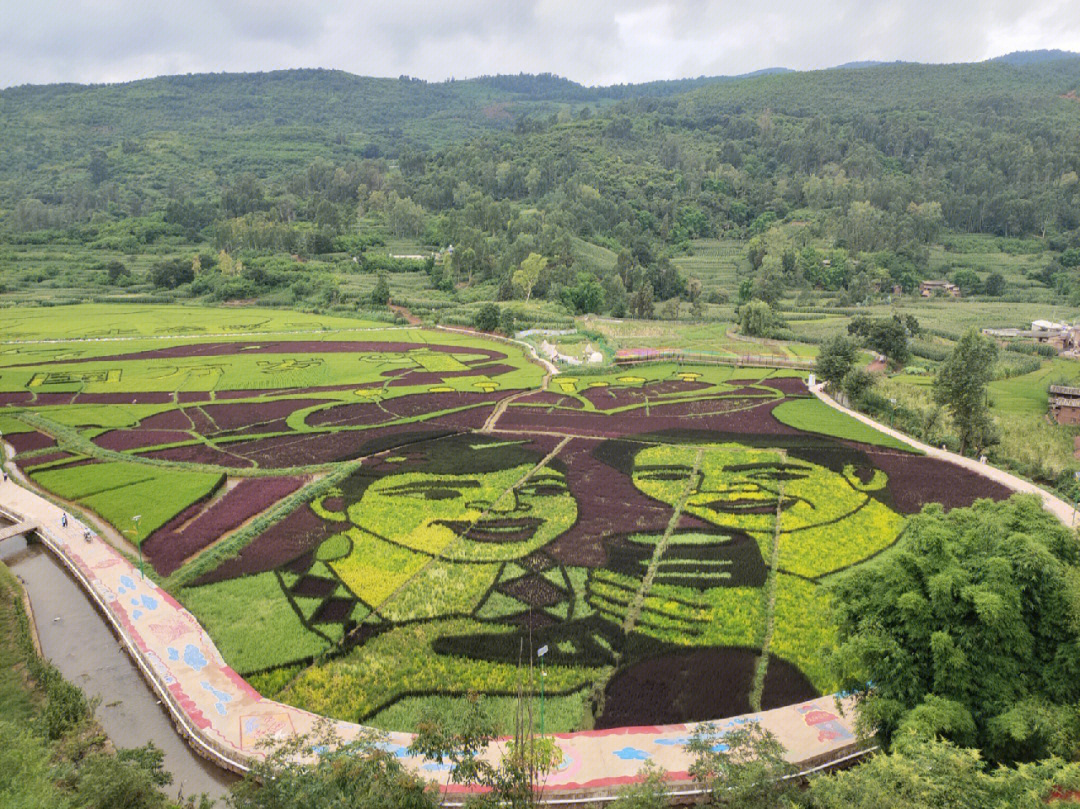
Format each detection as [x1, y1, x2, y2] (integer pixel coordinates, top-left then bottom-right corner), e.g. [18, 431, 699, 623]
[749, 471, 785, 712]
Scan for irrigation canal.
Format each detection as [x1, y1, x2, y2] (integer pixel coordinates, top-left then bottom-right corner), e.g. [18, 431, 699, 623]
[0, 530, 237, 802]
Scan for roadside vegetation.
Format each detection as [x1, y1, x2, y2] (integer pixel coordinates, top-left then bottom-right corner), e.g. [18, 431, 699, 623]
[0, 560, 206, 809]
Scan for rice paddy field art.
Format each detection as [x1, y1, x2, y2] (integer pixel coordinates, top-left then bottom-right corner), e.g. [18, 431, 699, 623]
[0, 304, 1012, 734]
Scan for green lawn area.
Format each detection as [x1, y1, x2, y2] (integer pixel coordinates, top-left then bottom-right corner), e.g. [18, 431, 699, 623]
[988, 359, 1080, 416]
[32, 461, 224, 542]
[772, 397, 916, 452]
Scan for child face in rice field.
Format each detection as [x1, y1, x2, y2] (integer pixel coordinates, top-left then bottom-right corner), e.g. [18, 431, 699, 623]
[630, 442, 902, 579]
[348, 463, 578, 562]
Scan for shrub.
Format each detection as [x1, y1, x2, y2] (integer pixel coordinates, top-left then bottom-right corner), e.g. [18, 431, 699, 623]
[42, 670, 89, 740]
[370, 274, 391, 306]
[841, 368, 876, 404]
[474, 302, 501, 332]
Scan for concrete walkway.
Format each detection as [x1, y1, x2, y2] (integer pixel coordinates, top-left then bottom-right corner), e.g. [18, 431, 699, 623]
[0, 471, 864, 801]
[811, 383, 1078, 527]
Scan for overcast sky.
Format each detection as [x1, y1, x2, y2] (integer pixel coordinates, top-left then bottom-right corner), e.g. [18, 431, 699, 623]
[2, 0, 1079, 89]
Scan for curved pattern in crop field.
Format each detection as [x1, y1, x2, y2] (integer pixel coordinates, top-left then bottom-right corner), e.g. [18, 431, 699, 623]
[0, 308, 1012, 735]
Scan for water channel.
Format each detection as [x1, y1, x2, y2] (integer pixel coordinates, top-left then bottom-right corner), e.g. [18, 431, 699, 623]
[0, 531, 237, 802]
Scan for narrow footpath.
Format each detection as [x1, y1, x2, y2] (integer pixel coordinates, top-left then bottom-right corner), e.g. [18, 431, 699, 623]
[810, 382, 1077, 527]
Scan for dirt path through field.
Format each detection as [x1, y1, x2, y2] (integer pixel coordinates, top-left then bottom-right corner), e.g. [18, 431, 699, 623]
[388, 304, 422, 325]
[811, 382, 1078, 527]
[749, 476, 785, 712]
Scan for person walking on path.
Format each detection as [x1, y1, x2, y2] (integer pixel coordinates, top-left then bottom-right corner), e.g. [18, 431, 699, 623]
[61, 512, 67, 528]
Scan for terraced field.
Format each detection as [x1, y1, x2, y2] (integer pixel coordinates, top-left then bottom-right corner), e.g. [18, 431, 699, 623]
[0, 304, 1011, 734]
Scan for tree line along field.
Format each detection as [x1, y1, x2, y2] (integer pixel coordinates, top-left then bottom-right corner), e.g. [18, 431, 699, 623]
[0, 304, 1014, 735]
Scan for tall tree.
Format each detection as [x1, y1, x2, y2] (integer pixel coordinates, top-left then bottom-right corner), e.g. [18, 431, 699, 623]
[816, 335, 859, 390]
[848, 315, 911, 367]
[512, 253, 548, 302]
[739, 300, 776, 337]
[370, 274, 391, 306]
[933, 329, 999, 454]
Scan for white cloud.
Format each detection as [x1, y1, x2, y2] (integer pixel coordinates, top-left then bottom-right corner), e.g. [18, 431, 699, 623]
[0, 0, 1077, 88]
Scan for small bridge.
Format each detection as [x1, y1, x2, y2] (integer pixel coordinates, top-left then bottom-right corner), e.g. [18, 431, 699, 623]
[0, 519, 37, 543]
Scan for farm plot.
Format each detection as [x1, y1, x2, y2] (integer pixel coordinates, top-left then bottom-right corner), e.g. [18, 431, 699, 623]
[0, 304, 1012, 736]
[175, 375, 1008, 734]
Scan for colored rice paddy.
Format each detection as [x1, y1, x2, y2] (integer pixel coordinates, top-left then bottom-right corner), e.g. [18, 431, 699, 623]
[0, 304, 1011, 734]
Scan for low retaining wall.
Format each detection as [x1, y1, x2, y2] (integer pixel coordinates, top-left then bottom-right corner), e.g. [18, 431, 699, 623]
[0, 501, 253, 777]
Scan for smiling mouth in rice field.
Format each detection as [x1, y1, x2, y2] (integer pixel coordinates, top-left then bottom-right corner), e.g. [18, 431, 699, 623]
[438, 517, 546, 543]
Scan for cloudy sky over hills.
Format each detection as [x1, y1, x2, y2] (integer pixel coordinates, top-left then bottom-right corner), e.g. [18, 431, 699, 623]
[1, 0, 1078, 88]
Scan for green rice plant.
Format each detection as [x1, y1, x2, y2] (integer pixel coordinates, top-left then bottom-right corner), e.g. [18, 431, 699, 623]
[281, 618, 601, 724]
[180, 572, 333, 674]
[32, 461, 223, 542]
[475, 590, 530, 620]
[771, 398, 916, 452]
[636, 583, 766, 648]
[328, 529, 431, 608]
[768, 574, 836, 692]
[0, 414, 34, 434]
[0, 302, 387, 342]
[366, 690, 593, 735]
[246, 664, 304, 698]
[33, 404, 174, 429]
[378, 559, 500, 622]
[777, 492, 904, 579]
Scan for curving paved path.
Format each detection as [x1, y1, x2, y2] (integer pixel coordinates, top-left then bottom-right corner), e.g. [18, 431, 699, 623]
[810, 383, 1078, 527]
[0, 469, 863, 801]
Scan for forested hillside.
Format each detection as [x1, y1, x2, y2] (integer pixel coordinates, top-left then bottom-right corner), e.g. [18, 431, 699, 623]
[2, 55, 1080, 316]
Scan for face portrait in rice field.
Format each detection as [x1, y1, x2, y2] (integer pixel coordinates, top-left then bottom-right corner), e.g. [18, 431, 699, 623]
[0, 307, 1016, 735]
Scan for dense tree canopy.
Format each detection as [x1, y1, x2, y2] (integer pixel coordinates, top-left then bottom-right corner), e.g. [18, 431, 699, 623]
[830, 495, 1080, 764]
[3, 58, 1080, 314]
[848, 315, 916, 367]
[816, 335, 859, 389]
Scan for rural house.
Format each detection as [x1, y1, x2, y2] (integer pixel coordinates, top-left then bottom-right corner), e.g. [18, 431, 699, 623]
[1049, 385, 1080, 425]
[919, 279, 960, 297]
